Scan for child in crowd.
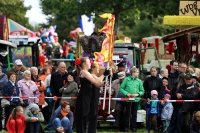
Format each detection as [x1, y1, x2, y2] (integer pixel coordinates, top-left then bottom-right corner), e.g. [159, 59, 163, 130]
[161, 94, 173, 133]
[25, 103, 44, 133]
[162, 77, 170, 95]
[146, 90, 161, 133]
[6, 106, 26, 133]
[190, 111, 200, 133]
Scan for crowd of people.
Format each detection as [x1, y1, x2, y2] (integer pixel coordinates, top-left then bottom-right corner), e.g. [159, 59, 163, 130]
[1, 57, 200, 133]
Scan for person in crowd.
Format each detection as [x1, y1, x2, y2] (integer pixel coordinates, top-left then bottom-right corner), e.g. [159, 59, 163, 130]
[145, 90, 161, 133]
[168, 60, 180, 91]
[44, 60, 54, 73]
[112, 61, 127, 81]
[54, 46, 61, 59]
[161, 94, 173, 133]
[120, 68, 144, 133]
[45, 45, 52, 60]
[18, 70, 39, 115]
[158, 68, 168, 79]
[162, 77, 170, 95]
[178, 62, 187, 73]
[74, 57, 109, 133]
[30, 67, 45, 106]
[187, 65, 196, 76]
[3, 72, 20, 124]
[192, 76, 200, 87]
[52, 101, 73, 133]
[39, 68, 51, 82]
[112, 71, 126, 132]
[6, 106, 26, 133]
[59, 72, 78, 112]
[20, 65, 28, 72]
[168, 74, 199, 133]
[62, 41, 69, 59]
[25, 103, 44, 133]
[190, 111, 200, 133]
[143, 66, 164, 100]
[195, 68, 200, 80]
[44, 66, 57, 123]
[6, 59, 24, 82]
[50, 62, 68, 109]
[0, 66, 8, 129]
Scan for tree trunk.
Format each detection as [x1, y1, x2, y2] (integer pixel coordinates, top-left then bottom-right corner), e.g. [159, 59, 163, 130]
[114, 13, 119, 34]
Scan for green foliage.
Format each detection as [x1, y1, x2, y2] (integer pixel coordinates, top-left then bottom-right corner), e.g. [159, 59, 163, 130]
[0, 0, 34, 31]
[40, 0, 179, 43]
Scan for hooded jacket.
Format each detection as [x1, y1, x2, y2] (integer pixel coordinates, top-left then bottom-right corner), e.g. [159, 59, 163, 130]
[143, 76, 164, 99]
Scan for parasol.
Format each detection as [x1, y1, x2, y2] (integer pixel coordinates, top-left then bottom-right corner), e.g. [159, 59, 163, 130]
[8, 19, 36, 37]
[68, 41, 76, 46]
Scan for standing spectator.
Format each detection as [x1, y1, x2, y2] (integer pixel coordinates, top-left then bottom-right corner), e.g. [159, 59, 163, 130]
[18, 70, 40, 115]
[39, 68, 51, 82]
[190, 111, 200, 133]
[6, 106, 26, 133]
[50, 62, 68, 109]
[143, 66, 164, 100]
[112, 72, 126, 132]
[112, 61, 128, 81]
[25, 103, 44, 133]
[54, 46, 61, 59]
[30, 67, 45, 106]
[162, 77, 170, 95]
[0, 66, 8, 95]
[6, 59, 23, 82]
[59, 72, 78, 112]
[158, 68, 168, 79]
[44, 60, 54, 73]
[168, 74, 199, 133]
[187, 65, 196, 76]
[168, 60, 180, 91]
[62, 41, 69, 59]
[178, 62, 187, 73]
[161, 94, 173, 133]
[52, 101, 73, 133]
[3, 72, 20, 124]
[145, 90, 161, 133]
[45, 45, 52, 60]
[0, 66, 8, 129]
[120, 68, 144, 133]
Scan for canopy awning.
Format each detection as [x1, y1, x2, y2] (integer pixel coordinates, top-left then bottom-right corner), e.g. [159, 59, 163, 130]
[0, 39, 17, 48]
[162, 26, 200, 42]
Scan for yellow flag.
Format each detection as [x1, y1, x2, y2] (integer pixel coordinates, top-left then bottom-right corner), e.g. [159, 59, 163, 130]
[94, 13, 115, 65]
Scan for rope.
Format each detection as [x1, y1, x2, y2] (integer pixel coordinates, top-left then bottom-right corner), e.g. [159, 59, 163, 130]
[1, 96, 200, 102]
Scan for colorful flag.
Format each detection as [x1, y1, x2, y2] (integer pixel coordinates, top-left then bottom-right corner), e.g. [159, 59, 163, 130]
[94, 13, 115, 65]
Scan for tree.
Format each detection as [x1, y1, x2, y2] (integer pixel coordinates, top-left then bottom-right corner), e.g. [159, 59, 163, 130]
[0, 0, 34, 30]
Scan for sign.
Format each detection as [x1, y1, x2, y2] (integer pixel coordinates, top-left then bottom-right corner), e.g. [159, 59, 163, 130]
[179, 1, 200, 16]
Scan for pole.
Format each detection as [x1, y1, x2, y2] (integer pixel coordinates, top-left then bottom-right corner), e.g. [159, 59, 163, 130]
[102, 62, 109, 110]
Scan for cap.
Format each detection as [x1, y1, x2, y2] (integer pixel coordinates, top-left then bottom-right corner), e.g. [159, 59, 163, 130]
[192, 76, 199, 81]
[117, 61, 126, 68]
[118, 71, 126, 79]
[28, 103, 39, 112]
[164, 94, 171, 99]
[14, 59, 23, 65]
[185, 74, 192, 80]
[151, 90, 158, 96]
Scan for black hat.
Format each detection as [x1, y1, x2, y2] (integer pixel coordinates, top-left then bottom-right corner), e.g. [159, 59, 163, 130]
[185, 74, 192, 80]
[117, 61, 126, 68]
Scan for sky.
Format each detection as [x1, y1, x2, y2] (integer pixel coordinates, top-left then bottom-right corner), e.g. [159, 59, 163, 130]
[24, 0, 47, 25]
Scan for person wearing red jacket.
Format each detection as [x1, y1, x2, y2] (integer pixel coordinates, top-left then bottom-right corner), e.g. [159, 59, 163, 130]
[6, 106, 26, 133]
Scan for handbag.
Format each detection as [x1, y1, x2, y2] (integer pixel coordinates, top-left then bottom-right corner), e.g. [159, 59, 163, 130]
[1, 98, 10, 107]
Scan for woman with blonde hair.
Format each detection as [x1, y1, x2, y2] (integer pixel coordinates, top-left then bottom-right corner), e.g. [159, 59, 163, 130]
[6, 106, 26, 133]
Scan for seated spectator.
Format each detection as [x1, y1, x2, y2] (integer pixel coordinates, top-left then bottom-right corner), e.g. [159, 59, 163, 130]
[6, 106, 26, 133]
[46, 101, 73, 133]
[25, 103, 44, 133]
[59, 72, 78, 112]
[190, 111, 200, 133]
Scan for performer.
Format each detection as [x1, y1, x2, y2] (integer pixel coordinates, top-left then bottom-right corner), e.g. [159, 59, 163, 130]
[74, 57, 109, 133]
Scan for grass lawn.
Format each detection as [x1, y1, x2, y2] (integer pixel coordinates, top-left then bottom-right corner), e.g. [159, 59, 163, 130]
[1, 121, 163, 133]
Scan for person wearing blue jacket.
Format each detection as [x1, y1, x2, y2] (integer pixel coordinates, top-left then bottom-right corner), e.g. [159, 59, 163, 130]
[145, 90, 161, 133]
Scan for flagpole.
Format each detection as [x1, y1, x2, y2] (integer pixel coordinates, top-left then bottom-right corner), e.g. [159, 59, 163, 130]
[102, 62, 109, 110]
